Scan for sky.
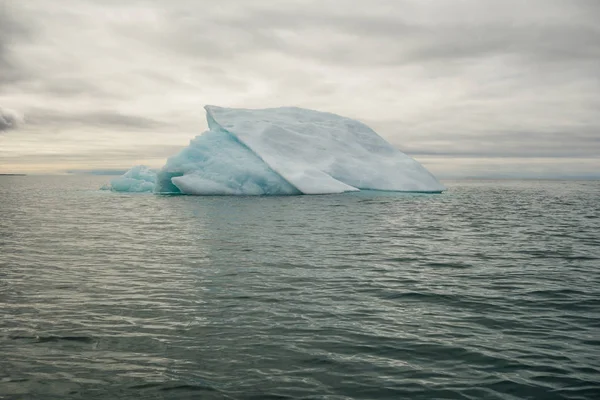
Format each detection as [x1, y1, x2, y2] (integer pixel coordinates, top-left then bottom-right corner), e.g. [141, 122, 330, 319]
[0, 0, 598, 178]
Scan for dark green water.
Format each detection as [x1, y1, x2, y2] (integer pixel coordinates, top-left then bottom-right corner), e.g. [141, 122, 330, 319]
[1, 176, 599, 399]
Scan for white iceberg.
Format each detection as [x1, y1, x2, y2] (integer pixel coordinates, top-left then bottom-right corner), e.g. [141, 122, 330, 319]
[108, 106, 444, 195]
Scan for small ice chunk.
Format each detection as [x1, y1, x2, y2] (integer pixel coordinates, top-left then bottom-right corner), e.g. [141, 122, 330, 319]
[107, 165, 156, 192]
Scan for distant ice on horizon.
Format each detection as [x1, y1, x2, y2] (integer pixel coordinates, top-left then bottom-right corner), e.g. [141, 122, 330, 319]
[107, 106, 444, 195]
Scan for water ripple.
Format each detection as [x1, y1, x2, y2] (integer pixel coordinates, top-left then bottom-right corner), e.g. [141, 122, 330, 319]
[1, 176, 599, 399]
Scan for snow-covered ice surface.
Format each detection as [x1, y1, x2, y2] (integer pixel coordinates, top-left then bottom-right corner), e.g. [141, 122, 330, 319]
[110, 106, 444, 195]
[205, 106, 444, 194]
[108, 165, 156, 193]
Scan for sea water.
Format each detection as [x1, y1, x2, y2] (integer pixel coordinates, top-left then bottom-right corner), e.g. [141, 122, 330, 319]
[1, 176, 599, 399]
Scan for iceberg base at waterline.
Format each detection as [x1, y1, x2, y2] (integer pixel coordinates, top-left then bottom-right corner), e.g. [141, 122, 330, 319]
[105, 165, 156, 193]
[105, 106, 445, 195]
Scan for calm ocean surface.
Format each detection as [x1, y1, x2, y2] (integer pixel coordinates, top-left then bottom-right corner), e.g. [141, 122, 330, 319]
[1, 176, 599, 399]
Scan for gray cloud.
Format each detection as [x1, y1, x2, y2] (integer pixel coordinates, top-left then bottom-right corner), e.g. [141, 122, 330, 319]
[0, 3, 32, 88]
[0, 107, 20, 131]
[25, 109, 172, 130]
[142, 0, 600, 68]
[0, 0, 598, 176]
[0, 144, 187, 172]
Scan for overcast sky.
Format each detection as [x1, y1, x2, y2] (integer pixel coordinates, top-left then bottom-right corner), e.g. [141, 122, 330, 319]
[0, 0, 598, 177]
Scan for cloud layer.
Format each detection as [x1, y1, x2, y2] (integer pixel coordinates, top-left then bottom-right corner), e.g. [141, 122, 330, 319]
[0, 107, 20, 131]
[0, 0, 598, 176]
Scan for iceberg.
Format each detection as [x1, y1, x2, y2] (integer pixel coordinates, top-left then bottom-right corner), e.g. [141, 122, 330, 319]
[108, 165, 156, 192]
[108, 106, 444, 195]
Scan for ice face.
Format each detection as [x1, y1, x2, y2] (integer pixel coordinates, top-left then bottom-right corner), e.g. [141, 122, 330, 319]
[107, 106, 444, 195]
[154, 128, 300, 195]
[108, 165, 156, 192]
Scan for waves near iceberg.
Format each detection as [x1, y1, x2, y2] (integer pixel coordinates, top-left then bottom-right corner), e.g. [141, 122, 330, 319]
[108, 106, 444, 195]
